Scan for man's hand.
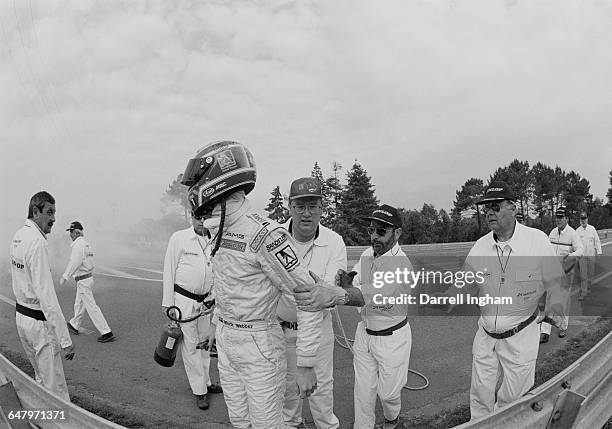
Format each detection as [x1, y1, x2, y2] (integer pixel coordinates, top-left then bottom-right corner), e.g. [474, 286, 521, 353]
[562, 255, 577, 274]
[63, 344, 75, 361]
[294, 275, 345, 311]
[335, 269, 357, 288]
[59, 277, 66, 286]
[196, 323, 216, 350]
[201, 298, 216, 316]
[296, 366, 317, 398]
[535, 310, 563, 328]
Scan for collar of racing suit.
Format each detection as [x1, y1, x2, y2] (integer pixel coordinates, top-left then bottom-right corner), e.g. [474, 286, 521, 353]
[202, 191, 249, 234]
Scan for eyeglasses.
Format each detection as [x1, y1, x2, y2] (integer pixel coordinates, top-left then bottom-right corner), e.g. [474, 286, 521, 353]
[482, 202, 503, 212]
[580, 216, 587, 220]
[292, 204, 322, 214]
[367, 226, 394, 236]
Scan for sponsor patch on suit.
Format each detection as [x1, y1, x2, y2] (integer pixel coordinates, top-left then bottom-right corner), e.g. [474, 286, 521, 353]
[275, 245, 298, 270]
[220, 238, 247, 252]
[266, 235, 287, 252]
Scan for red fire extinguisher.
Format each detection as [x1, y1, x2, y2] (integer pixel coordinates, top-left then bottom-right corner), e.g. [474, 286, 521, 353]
[153, 306, 184, 367]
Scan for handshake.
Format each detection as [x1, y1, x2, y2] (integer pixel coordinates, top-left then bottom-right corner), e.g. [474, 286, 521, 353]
[293, 270, 356, 311]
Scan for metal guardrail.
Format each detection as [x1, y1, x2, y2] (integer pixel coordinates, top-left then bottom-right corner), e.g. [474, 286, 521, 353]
[0, 353, 125, 429]
[455, 331, 612, 429]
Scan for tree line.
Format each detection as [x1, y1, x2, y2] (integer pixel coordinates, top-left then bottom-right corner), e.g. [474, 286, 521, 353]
[264, 160, 612, 245]
[151, 161, 612, 247]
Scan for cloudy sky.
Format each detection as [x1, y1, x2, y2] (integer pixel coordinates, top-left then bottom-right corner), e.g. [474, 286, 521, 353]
[1, 0, 611, 238]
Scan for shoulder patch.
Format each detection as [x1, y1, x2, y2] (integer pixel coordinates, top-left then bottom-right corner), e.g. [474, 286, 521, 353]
[275, 245, 299, 271]
[265, 234, 287, 252]
[248, 212, 271, 226]
[250, 226, 269, 251]
[246, 213, 278, 252]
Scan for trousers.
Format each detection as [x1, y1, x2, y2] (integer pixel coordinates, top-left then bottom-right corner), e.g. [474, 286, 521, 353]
[283, 313, 338, 428]
[16, 313, 70, 402]
[352, 321, 411, 429]
[216, 322, 286, 429]
[470, 321, 539, 419]
[69, 277, 111, 335]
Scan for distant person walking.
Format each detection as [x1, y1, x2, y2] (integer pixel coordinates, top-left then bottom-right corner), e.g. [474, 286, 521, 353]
[10, 191, 75, 401]
[575, 211, 602, 300]
[60, 221, 115, 343]
[540, 206, 583, 342]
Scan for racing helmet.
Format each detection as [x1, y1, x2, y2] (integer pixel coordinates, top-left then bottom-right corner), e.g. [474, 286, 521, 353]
[181, 141, 256, 215]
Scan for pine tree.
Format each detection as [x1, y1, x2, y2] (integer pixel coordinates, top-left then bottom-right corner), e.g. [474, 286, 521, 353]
[310, 162, 331, 222]
[606, 170, 612, 205]
[323, 161, 343, 230]
[335, 161, 378, 245]
[265, 185, 290, 223]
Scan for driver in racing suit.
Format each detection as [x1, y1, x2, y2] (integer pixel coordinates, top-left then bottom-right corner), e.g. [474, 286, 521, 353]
[181, 141, 346, 428]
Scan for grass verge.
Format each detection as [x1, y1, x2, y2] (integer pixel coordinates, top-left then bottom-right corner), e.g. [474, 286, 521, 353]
[2, 317, 611, 428]
[0, 344, 165, 428]
[398, 316, 612, 429]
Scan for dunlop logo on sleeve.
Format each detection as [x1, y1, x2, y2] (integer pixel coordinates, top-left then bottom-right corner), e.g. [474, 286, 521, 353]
[266, 235, 287, 251]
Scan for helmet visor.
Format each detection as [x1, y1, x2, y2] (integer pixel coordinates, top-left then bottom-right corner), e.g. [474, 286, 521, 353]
[181, 156, 215, 187]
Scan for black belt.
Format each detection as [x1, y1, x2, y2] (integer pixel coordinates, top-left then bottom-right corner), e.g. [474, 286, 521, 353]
[16, 303, 46, 321]
[366, 317, 408, 336]
[75, 273, 92, 282]
[484, 310, 538, 340]
[174, 284, 209, 303]
[280, 320, 298, 330]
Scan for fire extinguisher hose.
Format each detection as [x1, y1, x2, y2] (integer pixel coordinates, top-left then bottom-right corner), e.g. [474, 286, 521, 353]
[166, 306, 203, 323]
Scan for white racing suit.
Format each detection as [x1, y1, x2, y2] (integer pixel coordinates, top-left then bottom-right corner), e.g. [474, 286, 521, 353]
[350, 243, 414, 429]
[462, 223, 569, 419]
[10, 219, 72, 401]
[62, 236, 112, 335]
[277, 220, 347, 429]
[575, 224, 602, 296]
[540, 225, 583, 334]
[162, 227, 215, 395]
[208, 195, 324, 429]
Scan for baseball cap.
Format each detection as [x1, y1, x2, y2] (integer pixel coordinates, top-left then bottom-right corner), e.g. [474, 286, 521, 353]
[364, 204, 402, 228]
[477, 181, 516, 204]
[555, 207, 567, 217]
[289, 177, 322, 200]
[66, 221, 83, 231]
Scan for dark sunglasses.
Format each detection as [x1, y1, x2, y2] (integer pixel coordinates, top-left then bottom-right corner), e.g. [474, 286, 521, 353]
[555, 215, 565, 219]
[580, 216, 587, 220]
[367, 226, 394, 236]
[482, 202, 503, 212]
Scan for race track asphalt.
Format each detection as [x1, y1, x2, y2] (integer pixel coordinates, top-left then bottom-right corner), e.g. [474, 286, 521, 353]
[1, 239, 610, 428]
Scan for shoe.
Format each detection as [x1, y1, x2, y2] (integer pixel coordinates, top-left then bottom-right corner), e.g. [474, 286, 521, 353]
[383, 417, 400, 429]
[539, 333, 549, 344]
[97, 332, 116, 343]
[558, 330, 567, 338]
[67, 322, 79, 335]
[196, 394, 209, 410]
[207, 383, 223, 394]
